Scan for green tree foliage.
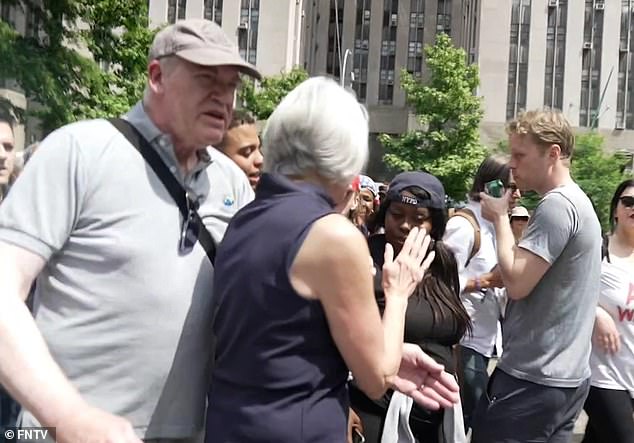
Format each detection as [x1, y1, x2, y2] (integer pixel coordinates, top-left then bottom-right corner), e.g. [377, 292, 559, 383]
[512, 132, 629, 231]
[0, 0, 155, 134]
[572, 133, 630, 231]
[238, 66, 309, 120]
[380, 33, 486, 201]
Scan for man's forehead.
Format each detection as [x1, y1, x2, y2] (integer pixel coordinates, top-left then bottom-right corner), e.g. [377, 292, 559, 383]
[191, 63, 240, 78]
[0, 122, 14, 143]
[228, 124, 259, 144]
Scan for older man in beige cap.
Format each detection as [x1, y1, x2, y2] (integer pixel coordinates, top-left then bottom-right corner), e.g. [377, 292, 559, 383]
[0, 19, 259, 443]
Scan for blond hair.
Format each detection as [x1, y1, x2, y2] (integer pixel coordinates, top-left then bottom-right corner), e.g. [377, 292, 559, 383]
[507, 109, 575, 159]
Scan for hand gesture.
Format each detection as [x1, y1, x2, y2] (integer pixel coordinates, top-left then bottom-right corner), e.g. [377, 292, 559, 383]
[593, 307, 621, 354]
[54, 405, 141, 443]
[389, 343, 460, 410]
[480, 190, 511, 223]
[382, 227, 435, 299]
[347, 408, 364, 443]
[480, 266, 504, 289]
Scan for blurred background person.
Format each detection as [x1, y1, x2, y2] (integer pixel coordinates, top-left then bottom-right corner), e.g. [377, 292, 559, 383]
[0, 115, 16, 203]
[0, 113, 19, 436]
[443, 155, 519, 433]
[216, 109, 262, 189]
[207, 78, 459, 443]
[351, 171, 471, 443]
[509, 206, 530, 243]
[349, 175, 379, 237]
[583, 179, 634, 443]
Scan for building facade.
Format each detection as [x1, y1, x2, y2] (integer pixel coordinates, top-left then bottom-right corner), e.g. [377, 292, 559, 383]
[466, 0, 634, 150]
[302, 0, 634, 174]
[148, 0, 305, 78]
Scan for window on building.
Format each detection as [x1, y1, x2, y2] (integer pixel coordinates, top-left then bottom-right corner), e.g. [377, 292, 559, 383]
[544, 0, 567, 111]
[204, 0, 223, 25]
[579, 0, 604, 127]
[25, 5, 40, 39]
[177, 0, 187, 20]
[436, 0, 452, 35]
[407, 0, 425, 78]
[352, 0, 370, 102]
[168, 0, 177, 23]
[0, 1, 15, 28]
[506, 0, 531, 120]
[616, 0, 634, 128]
[327, 0, 344, 79]
[378, 0, 398, 105]
[239, 0, 259, 65]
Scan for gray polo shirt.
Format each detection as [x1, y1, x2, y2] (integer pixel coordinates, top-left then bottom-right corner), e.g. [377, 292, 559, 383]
[0, 103, 253, 438]
[497, 182, 601, 388]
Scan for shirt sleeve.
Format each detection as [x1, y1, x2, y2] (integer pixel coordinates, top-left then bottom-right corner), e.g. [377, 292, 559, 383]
[0, 126, 87, 261]
[443, 215, 475, 292]
[518, 192, 577, 264]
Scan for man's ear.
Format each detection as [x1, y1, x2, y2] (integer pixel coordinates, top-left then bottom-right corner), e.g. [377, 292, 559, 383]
[549, 143, 562, 161]
[147, 60, 165, 95]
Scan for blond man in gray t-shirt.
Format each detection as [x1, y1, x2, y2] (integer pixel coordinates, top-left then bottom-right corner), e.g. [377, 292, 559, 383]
[471, 109, 602, 443]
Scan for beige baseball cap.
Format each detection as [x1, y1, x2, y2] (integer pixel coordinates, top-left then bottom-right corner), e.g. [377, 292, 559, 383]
[510, 206, 530, 219]
[149, 19, 262, 80]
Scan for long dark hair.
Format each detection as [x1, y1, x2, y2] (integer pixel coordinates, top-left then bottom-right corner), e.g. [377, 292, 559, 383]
[610, 178, 634, 233]
[469, 155, 511, 202]
[371, 186, 471, 337]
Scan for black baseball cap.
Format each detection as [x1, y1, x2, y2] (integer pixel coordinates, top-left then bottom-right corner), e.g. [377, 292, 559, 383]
[386, 171, 446, 209]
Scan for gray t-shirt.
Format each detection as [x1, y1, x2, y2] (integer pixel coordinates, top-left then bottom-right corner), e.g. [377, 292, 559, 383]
[497, 182, 601, 388]
[0, 104, 254, 438]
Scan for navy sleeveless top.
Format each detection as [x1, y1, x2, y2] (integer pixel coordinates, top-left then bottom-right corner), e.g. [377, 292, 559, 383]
[206, 173, 349, 443]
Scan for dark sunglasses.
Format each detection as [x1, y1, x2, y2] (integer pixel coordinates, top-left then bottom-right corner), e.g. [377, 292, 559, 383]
[619, 195, 634, 208]
[179, 192, 201, 254]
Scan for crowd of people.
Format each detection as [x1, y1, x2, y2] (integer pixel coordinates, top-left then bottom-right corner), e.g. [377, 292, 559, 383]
[0, 17, 632, 443]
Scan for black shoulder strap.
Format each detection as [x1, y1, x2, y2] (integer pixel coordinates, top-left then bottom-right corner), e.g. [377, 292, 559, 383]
[109, 118, 216, 266]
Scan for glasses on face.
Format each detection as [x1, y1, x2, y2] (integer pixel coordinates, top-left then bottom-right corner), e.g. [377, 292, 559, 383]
[619, 195, 634, 208]
[179, 192, 201, 254]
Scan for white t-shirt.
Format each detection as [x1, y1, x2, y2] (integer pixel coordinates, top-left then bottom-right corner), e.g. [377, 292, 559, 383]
[444, 201, 505, 357]
[590, 257, 634, 397]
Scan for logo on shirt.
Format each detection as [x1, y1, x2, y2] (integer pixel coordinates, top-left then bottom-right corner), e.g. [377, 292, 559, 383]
[617, 282, 634, 322]
[223, 195, 235, 207]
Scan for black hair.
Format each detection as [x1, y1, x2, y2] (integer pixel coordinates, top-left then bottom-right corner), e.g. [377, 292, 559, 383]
[469, 154, 511, 202]
[370, 186, 471, 337]
[609, 178, 634, 232]
[217, 109, 257, 149]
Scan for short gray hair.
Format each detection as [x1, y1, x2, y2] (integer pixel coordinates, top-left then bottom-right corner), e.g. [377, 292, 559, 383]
[262, 76, 368, 184]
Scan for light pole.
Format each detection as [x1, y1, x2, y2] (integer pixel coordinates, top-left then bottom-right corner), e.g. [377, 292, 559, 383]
[339, 49, 352, 87]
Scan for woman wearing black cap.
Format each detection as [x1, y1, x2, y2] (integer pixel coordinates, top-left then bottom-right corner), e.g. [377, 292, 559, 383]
[350, 171, 471, 443]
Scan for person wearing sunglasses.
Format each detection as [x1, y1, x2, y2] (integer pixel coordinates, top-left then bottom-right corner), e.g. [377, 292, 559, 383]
[473, 109, 602, 443]
[443, 154, 518, 434]
[583, 179, 634, 443]
[207, 77, 460, 443]
[0, 20, 258, 443]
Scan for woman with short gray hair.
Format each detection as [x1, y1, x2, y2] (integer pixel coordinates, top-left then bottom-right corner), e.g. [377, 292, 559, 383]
[206, 77, 459, 442]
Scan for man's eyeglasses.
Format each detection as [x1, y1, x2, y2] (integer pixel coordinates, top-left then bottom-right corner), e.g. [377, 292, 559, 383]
[619, 195, 634, 208]
[179, 192, 201, 254]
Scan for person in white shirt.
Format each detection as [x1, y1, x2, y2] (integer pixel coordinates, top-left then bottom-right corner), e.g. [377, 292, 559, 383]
[443, 155, 521, 432]
[583, 179, 634, 443]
